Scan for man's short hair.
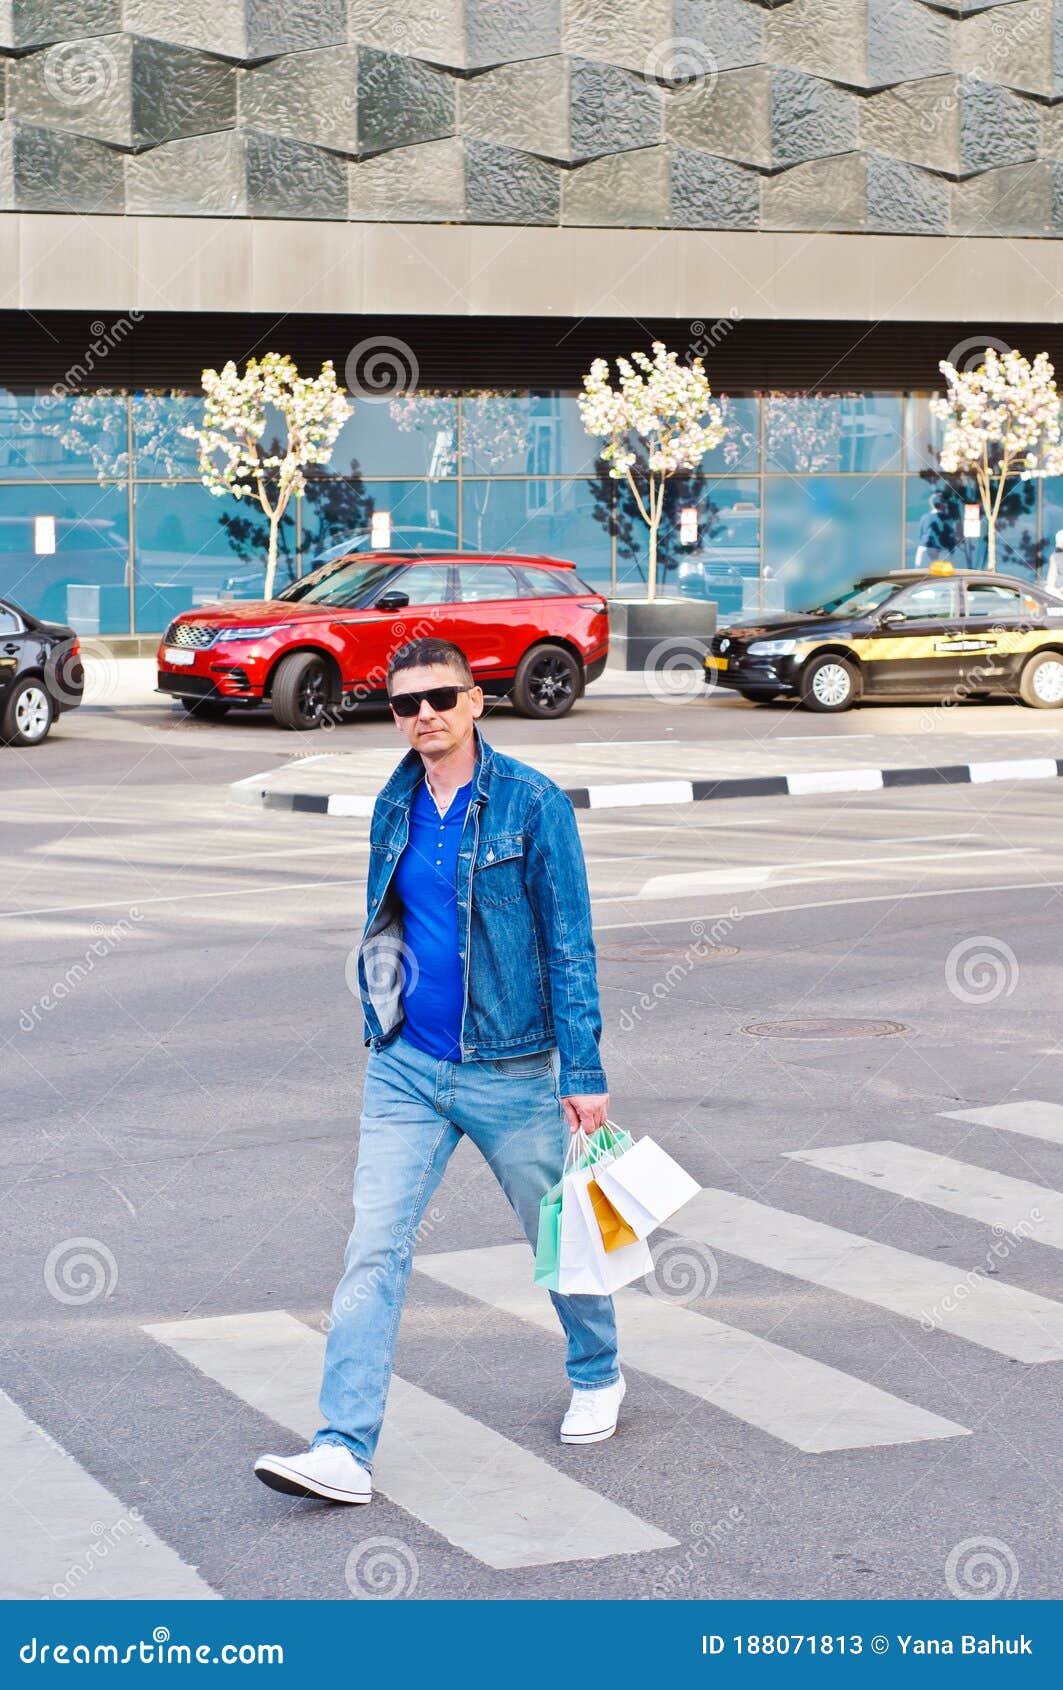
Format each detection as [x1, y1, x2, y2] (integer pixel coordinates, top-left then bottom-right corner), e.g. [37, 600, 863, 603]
[386, 638, 474, 691]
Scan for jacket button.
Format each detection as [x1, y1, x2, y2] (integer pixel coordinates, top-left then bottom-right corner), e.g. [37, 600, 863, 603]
[385, 850, 392, 860]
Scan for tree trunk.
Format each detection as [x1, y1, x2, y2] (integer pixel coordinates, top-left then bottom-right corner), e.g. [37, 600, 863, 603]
[264, 515, 280, 599]
[647, 519, 658, 602]
[986, 514, 997, 574]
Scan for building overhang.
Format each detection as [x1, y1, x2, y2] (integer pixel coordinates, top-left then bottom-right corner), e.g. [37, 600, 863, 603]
[2, 215, 1063, 324]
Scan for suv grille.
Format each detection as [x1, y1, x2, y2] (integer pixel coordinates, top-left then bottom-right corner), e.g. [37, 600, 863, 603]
[164, 622, 218, 649]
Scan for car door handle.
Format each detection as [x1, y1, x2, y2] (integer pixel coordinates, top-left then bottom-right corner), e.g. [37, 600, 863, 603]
[3, 643, 18, 654]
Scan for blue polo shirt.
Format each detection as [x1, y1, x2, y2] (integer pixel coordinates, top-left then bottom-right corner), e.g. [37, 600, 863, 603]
[393, 773, 474, 1062]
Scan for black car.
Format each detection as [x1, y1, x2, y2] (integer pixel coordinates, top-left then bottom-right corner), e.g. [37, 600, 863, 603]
[0, 597, 84, 746]
[705, 566, 1063, 712]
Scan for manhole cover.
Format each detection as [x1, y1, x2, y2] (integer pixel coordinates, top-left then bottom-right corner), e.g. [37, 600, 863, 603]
[741, 1017, 907, 1040]
[597, 941, 739, 963]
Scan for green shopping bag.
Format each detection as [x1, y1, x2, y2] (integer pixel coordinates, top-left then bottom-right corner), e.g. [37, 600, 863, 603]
[580, 1120, 633, 1167]
[534, 1178, 564, 1288]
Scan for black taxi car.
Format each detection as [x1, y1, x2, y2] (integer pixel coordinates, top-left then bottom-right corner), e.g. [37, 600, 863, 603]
[704, 563, 1063, 712]
[0, 595, 83, 746]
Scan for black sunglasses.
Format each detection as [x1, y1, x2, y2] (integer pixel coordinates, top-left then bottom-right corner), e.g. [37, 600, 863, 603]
[388, 684, 474, 718]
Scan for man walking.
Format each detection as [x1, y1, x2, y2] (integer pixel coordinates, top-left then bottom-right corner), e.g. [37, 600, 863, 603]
[255, 638, 623, 1504]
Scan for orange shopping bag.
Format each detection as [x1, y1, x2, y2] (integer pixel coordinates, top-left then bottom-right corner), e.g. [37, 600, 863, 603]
[587, 1177, 640, 1253]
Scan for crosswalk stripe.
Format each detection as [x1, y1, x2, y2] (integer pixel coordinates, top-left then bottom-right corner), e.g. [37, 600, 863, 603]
[940, 1100, 1063, 1148]
[0, 1387, 218, 1600]
[144, 1310, 675, 1570]
[678, 1189, 1063, 1363]
[414, 1244, 969, 1453]
[789, 1140, 1063, 1252]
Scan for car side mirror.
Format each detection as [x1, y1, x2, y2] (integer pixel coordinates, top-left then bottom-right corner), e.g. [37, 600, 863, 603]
[374, 591, 409, 611]
[878, 609, 906, 626]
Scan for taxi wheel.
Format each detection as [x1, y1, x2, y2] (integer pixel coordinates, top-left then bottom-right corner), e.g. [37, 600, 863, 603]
[1019, 650, 1063, 708]
[800, 654, 859, 713]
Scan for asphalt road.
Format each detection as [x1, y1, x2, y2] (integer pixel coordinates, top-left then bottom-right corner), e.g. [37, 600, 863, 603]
[3, 693, 1063, 1602]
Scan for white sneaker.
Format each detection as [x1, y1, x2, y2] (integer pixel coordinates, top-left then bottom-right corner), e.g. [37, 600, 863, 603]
[254, 1444, 372, 1503]
[559, 1373, 626, 1444]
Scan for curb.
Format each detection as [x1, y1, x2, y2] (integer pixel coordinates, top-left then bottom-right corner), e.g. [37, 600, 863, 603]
[230, 755, 1063, 816]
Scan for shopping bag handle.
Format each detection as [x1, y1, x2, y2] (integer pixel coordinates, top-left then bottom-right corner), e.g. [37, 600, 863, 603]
[563, 1125, 610, 1175]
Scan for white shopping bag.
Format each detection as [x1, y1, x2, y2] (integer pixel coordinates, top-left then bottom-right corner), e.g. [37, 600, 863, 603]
[556, 1132, 653, 1294]
[593, 1129, 701, 1241]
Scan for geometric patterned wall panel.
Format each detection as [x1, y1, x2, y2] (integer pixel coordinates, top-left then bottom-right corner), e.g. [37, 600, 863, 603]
[1, 0, 1062, 235]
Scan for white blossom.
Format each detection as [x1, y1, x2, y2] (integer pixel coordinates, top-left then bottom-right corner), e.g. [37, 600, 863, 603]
[578, 342, 725, 599]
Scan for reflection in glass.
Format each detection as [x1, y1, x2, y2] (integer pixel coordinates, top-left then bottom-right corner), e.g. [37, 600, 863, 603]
[334, 393, 457, 479]
[302, 478, 459, 565]
[764, 475, 902, 611]
[765, 393, 902, 474]
[0, 392, 129, 482]
[616, 477, 760, 618]
[460, 477, 610, 589]
[904, 472, 1039, 579]
[0, 482, 129, 631]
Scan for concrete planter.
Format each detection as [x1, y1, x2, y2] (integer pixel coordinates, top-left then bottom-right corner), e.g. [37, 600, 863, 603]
[606, 596, 717, 672]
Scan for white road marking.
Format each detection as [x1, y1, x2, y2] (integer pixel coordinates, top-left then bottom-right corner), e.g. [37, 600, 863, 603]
[941, 1101, 1063, 1149]
[787, 769, 884, 795]
[587, 780, 694, 808]
[0, 1388, 219, 1600]
[415, 1245, 969, 1454]
[593, 879, 1063, 931]
[968, 758, 1059, 783]
[788, 1140, 1063, 1251]
[679, 1189, 1063, 1362]
[634, 848, 1029, 901]
[144, 1310, 674, 1571]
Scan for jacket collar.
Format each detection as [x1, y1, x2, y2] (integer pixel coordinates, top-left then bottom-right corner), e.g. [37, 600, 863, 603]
[379, 722, 493, 810]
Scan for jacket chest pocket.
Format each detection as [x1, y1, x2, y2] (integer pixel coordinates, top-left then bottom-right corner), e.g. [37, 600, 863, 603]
[472, 833, 525, 907]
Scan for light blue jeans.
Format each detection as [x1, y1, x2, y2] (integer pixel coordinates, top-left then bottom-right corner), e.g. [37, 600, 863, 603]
[313, 1033, 620, 1471]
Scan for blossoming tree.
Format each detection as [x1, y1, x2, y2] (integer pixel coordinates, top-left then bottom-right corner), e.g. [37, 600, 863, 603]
[578, 341, 725, 600]
[182, 354, 352, 598]
[930, 347, 1063, 573]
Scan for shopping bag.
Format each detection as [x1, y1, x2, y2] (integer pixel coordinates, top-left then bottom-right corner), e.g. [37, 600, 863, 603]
[557, 1133, 653, 1293]
[593, 1131, 701, 1240]
[586, 1177, 640, 1252]
[580, 1121, 633, 1166]
[534, 1178, 563, 1289]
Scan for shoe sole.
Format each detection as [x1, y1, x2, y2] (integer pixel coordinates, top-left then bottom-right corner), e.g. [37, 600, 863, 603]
[560, 1422, 619, 1444]
[253, 1458, 371, 1504]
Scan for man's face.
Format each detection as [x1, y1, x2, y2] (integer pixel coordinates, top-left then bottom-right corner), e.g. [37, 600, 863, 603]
[388, 663, 484, 756]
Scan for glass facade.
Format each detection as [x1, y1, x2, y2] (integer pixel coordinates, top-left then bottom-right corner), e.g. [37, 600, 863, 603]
[0, 388, 1056, 636]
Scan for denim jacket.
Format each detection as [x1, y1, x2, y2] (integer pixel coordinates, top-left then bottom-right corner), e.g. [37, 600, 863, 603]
[357, 726, 606, 1094]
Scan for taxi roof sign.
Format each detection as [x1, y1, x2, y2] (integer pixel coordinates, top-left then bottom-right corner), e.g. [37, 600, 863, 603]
[928, 559, 954, 575]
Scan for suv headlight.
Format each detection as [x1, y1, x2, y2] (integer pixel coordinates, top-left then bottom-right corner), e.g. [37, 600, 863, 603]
[747, 638, 798, 656]
[214, 624, 291, 642]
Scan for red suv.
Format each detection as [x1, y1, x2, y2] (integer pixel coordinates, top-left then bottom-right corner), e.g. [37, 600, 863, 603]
[157, 552, 609, 729]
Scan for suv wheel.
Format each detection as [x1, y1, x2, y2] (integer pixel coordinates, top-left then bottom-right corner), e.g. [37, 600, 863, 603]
[801, 653, 858, 713]
[271, 651, 335, 730]
[1019, 650, 1063, 708]
[511, 644, 581, 719]
[1, 677, 54, 746]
